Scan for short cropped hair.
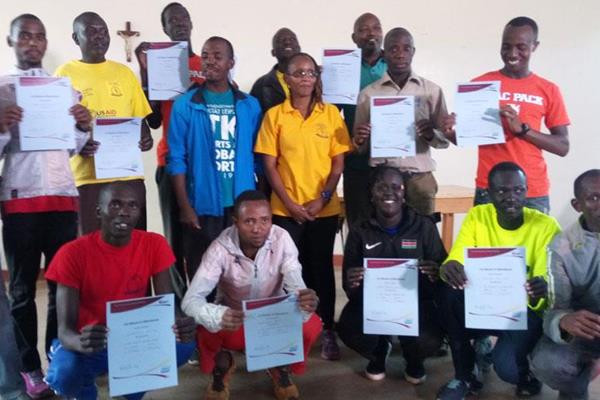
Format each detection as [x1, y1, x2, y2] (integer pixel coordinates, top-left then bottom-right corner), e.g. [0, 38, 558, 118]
[506, 16, 539, 40]
[9, 14, 43, 36]
[488, 162, 526, 187]
[233, 190, 269, 217]
[368, 164, 405, 196]
[160, 2, 188, 27]
[574, 169, 600, 198]
[205, 36, 235, 59]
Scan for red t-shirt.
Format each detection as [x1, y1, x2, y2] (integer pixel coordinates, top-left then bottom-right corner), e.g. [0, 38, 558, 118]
[45, 230, 175, 330]
[2, 196, 78, 214]
[157, 55, 204, 166]
[473, 71, 570, 197]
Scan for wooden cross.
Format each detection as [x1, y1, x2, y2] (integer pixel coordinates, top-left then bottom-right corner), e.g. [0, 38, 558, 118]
[117, 21, 139, 62]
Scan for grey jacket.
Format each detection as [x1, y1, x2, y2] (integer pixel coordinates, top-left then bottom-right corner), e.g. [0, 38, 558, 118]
[545, 218, 600, 344]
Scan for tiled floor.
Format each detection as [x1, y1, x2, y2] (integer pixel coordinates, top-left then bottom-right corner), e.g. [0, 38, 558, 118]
[28, 272, 599, 399]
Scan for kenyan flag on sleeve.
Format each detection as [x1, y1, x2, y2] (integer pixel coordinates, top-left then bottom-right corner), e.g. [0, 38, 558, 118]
[401, 239, 417, 249]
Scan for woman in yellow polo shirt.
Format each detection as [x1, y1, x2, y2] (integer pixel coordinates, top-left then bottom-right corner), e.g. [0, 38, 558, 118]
[255, 52, 351, 361]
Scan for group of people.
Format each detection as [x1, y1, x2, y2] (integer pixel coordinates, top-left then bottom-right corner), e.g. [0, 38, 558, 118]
[0, 3, 597, 400]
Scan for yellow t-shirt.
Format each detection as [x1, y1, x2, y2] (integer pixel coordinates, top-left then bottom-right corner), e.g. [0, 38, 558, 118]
[54, 60, 152, 186]
[254, 100, 351, 217]
[446, 203, 561, 311]
[275, 70, 291, 99]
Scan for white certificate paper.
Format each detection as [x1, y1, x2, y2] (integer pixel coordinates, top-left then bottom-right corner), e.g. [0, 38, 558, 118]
[15, 76, 75, 151]
[94, 118, 144, 179]
[321, 48, 362, 105]
[455, 81, 504, 147]
[106, 295, 177, 397]
[147, 42, 190, 100]
[243, 294, 303, 372]
[464, 247, 528, 330]
[363, 258, 419, 336]
[370, 96, 416, 158]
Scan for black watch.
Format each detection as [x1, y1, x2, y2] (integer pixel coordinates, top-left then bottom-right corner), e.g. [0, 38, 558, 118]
[516, 123, 530, 137]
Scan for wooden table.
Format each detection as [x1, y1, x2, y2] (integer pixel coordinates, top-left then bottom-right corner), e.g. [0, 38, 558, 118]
[434, 185, 474, 251]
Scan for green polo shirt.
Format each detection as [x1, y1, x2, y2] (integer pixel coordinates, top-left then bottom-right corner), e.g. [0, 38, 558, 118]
[341, 56, 387, 171]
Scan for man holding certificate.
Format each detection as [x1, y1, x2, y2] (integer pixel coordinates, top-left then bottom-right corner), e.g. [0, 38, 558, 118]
[436, 162, 561, 400]
[135, 2, 204, 291]
[0, 14, 92, 399]
[352, 27, 450, 216]
[442, 17, 570, 214]
[337, 165, 446, 383]
[531, 170, 600, 400]
[44, 182, 196, 400]
[182, 190, 321, 400]
[341, 12, 388, 227]
[55, 12, 153, 234]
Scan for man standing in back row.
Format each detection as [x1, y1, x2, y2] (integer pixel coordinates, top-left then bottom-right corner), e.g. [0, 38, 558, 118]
[353, 27, 450, 216]
[341, 12, 387, 226]
[136, 2, 205, 291]
[55, 11, 153, 234]
[443, 16, 570, 213]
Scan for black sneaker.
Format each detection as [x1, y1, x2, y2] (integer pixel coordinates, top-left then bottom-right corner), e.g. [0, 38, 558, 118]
[404, 360, 426, 385]
[516, 372, 542, 397]
[364, 340, 391, 381]
[437, 378, 483, 400]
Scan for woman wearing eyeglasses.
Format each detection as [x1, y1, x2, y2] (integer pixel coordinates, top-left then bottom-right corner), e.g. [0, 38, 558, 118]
[255, 52, 351, 363]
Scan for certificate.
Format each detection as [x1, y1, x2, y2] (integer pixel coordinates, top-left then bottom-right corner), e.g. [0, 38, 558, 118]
[321, 48, 361, 105]
[94, 118, 144, 179]
[464, 247, 528, 330]
[106, 294, 177, 397]
[455, 81, 504, 147]
[147, 42, 190, 100]
[370, 96, 416, 158]
[243, 294, 303, 372]
[363, 258, 419, 336]
[14, 76, 75, 151]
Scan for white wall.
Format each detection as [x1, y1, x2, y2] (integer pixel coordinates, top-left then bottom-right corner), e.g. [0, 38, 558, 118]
[0, 0, 598, 265]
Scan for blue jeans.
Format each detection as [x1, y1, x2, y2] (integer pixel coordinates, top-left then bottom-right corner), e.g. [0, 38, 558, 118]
[440, 285, 543, 383]
[474, 188, 550, 214]
[0, 271, 26, 398]
[46, 338, 195, 400]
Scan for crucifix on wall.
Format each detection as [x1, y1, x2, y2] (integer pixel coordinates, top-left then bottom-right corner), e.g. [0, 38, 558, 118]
[117, 21, 139, 62]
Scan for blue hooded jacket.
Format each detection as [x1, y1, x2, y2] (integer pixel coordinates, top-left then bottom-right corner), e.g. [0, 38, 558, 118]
[167, 84, 262, 216]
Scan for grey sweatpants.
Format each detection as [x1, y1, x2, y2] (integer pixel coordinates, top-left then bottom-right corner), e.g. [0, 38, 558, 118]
[531, 335, 600, 400]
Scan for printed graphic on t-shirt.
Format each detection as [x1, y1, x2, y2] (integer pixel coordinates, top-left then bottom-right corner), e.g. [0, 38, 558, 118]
[204, 88, 236, 207]
[500, 91, 544, 114]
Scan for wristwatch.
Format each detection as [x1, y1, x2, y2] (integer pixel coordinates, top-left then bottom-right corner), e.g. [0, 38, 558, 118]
[320, 190, 332, 202]
[515, 123, 530, 137]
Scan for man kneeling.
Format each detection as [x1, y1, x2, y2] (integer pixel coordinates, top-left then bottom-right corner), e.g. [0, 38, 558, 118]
[182, 190, 322, 400]
[44, 182, 196, 400]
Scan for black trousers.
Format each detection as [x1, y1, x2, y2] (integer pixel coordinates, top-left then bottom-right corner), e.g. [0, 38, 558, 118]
[343, 168, 372, 228]
[2, 211, 77, 372]
[439, 284, 543, 383]
[337, 298, 444, 367]
[182, 208, 233, 282]
[156, 167, 186, 298]
[273, 215, 338, 329]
